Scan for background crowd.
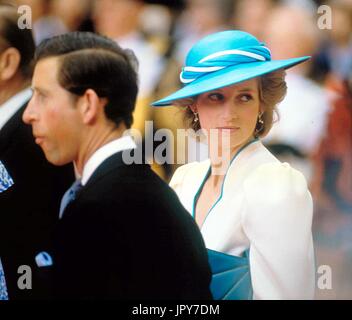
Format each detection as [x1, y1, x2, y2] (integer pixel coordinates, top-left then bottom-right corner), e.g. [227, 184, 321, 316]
[1, 0, 351, 299]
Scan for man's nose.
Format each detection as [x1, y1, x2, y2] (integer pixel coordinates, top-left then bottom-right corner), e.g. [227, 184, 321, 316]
[22, 98, 36, 125]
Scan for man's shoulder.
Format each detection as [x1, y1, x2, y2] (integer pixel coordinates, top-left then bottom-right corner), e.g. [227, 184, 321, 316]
[74, 160, 181, 215]
[84, 160, 169, 198]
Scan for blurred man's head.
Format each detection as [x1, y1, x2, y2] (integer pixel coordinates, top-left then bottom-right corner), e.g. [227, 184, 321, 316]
[263, 4, 319, 75]
[15, 0, 51, 22]
[328, 0, 352, 46]
[23, 32, 139, 170]
[185, 0, 234, 35]
[233, 0, 274, 39]
[0, 5, 35, 102]
[93, 0, 144, 39]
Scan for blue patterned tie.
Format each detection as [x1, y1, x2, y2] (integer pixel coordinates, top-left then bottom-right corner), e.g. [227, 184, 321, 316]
[59, 179, 83, 219]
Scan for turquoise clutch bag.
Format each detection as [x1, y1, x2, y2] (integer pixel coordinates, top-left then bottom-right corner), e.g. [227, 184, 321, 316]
[207, 249, 253, 300]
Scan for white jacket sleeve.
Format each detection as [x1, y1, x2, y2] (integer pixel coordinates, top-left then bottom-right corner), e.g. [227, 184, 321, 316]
[242, 162, 315, 299]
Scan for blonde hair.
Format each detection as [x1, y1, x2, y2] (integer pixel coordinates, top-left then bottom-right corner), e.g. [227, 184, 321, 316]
[174, 70, 287, 137]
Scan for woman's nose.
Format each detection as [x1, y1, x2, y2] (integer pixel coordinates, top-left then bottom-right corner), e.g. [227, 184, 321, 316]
[222, 101, 238, 120]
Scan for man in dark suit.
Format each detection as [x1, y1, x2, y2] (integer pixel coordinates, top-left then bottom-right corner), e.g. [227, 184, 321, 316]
[0, 6, 74, 299]
[23, 32, 212, 299]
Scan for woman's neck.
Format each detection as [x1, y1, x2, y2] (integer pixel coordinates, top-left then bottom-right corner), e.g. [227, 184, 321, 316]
[208, 136, 257, 185]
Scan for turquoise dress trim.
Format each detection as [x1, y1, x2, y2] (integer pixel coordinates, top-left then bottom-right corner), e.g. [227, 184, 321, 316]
[191, 139, 257, 300]
[192, 138, 258, 220]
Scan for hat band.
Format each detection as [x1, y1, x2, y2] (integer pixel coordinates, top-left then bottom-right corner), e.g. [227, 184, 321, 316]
[180, 46, 271, 84]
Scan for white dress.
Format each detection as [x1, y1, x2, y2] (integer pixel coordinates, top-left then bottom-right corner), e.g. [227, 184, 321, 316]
[170, 140, 315, 299]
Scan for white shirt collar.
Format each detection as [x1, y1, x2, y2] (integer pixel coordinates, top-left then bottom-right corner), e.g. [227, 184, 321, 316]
[80, 135, 137, 186]
[0, 88, 32, 131]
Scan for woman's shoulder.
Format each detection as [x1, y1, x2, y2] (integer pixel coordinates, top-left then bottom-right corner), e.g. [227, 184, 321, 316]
[241, 161, 313, 235]
[243, 161, 310, 203]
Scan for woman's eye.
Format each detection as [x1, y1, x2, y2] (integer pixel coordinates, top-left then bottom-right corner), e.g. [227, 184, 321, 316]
[239, 94, 253, 102]
[208, 93, 224, 101]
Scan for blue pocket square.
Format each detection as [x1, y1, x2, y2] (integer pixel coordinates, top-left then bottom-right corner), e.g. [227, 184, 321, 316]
[0, 161, 14, 193]
[35, 252, 53, 267]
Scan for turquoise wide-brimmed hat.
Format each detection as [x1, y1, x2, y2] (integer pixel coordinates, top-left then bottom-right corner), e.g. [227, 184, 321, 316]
[152, 30, 310, 107]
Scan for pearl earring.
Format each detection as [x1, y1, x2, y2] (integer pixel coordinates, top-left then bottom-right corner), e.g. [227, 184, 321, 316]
[193, 112, 199, 123]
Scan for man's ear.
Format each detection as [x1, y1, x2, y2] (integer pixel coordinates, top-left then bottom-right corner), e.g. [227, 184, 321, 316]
[0, 47, 21, 81]
[78, 89, 107, 125]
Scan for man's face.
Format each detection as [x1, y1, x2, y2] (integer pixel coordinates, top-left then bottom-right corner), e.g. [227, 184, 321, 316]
[23, 57, 83, 166]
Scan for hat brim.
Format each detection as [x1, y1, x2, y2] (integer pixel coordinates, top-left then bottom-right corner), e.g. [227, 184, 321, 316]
[152, 56, 310, 106]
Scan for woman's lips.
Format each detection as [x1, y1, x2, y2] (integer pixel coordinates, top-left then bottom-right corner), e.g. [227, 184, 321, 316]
[216, 126, 240, 131]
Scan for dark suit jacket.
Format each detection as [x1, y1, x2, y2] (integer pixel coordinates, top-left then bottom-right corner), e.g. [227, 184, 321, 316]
[0, 103, 75, 300]
[52, 150, 212, 299]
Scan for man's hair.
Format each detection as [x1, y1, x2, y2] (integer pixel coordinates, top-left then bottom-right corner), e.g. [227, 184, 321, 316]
[35, 32, 139, 129]
[0, 5, 35, 78]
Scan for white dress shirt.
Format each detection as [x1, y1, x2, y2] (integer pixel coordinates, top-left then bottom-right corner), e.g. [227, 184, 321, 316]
[81, 135, 137, 186]
[170, 140, 316, 300]
[0, 88, 32, 131]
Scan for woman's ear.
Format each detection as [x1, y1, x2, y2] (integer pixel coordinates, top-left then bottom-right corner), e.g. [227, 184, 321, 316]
[189, 103, 197, 113]
[0, 47, 21, 81]
[258, 101, 265, 115]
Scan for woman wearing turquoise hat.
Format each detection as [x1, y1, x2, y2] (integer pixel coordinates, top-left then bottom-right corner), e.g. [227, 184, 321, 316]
[0, 161, 14, 300]
[152, 30, 315, 300]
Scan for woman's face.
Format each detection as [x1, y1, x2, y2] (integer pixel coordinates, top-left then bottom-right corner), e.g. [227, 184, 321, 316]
[195, 78, 260, 152]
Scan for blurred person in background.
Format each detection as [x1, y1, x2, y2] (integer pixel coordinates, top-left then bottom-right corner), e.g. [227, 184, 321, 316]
[312, 0, 352, 82]
[174, 0, 234, 63]
[51, 0, 94, 32]
[93, 0, 167, 178]
[310, 68, 352, 300]
[232, 0, 276, 40]
[312, 74, 352, 214]
[311, 0, 352, 213]
[0, 5, 74, 299]
[15, 0, 67, 44]
[261, 3, 331, 184]
[93, 0, 163, 135]
[261, 0, 352, 299]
